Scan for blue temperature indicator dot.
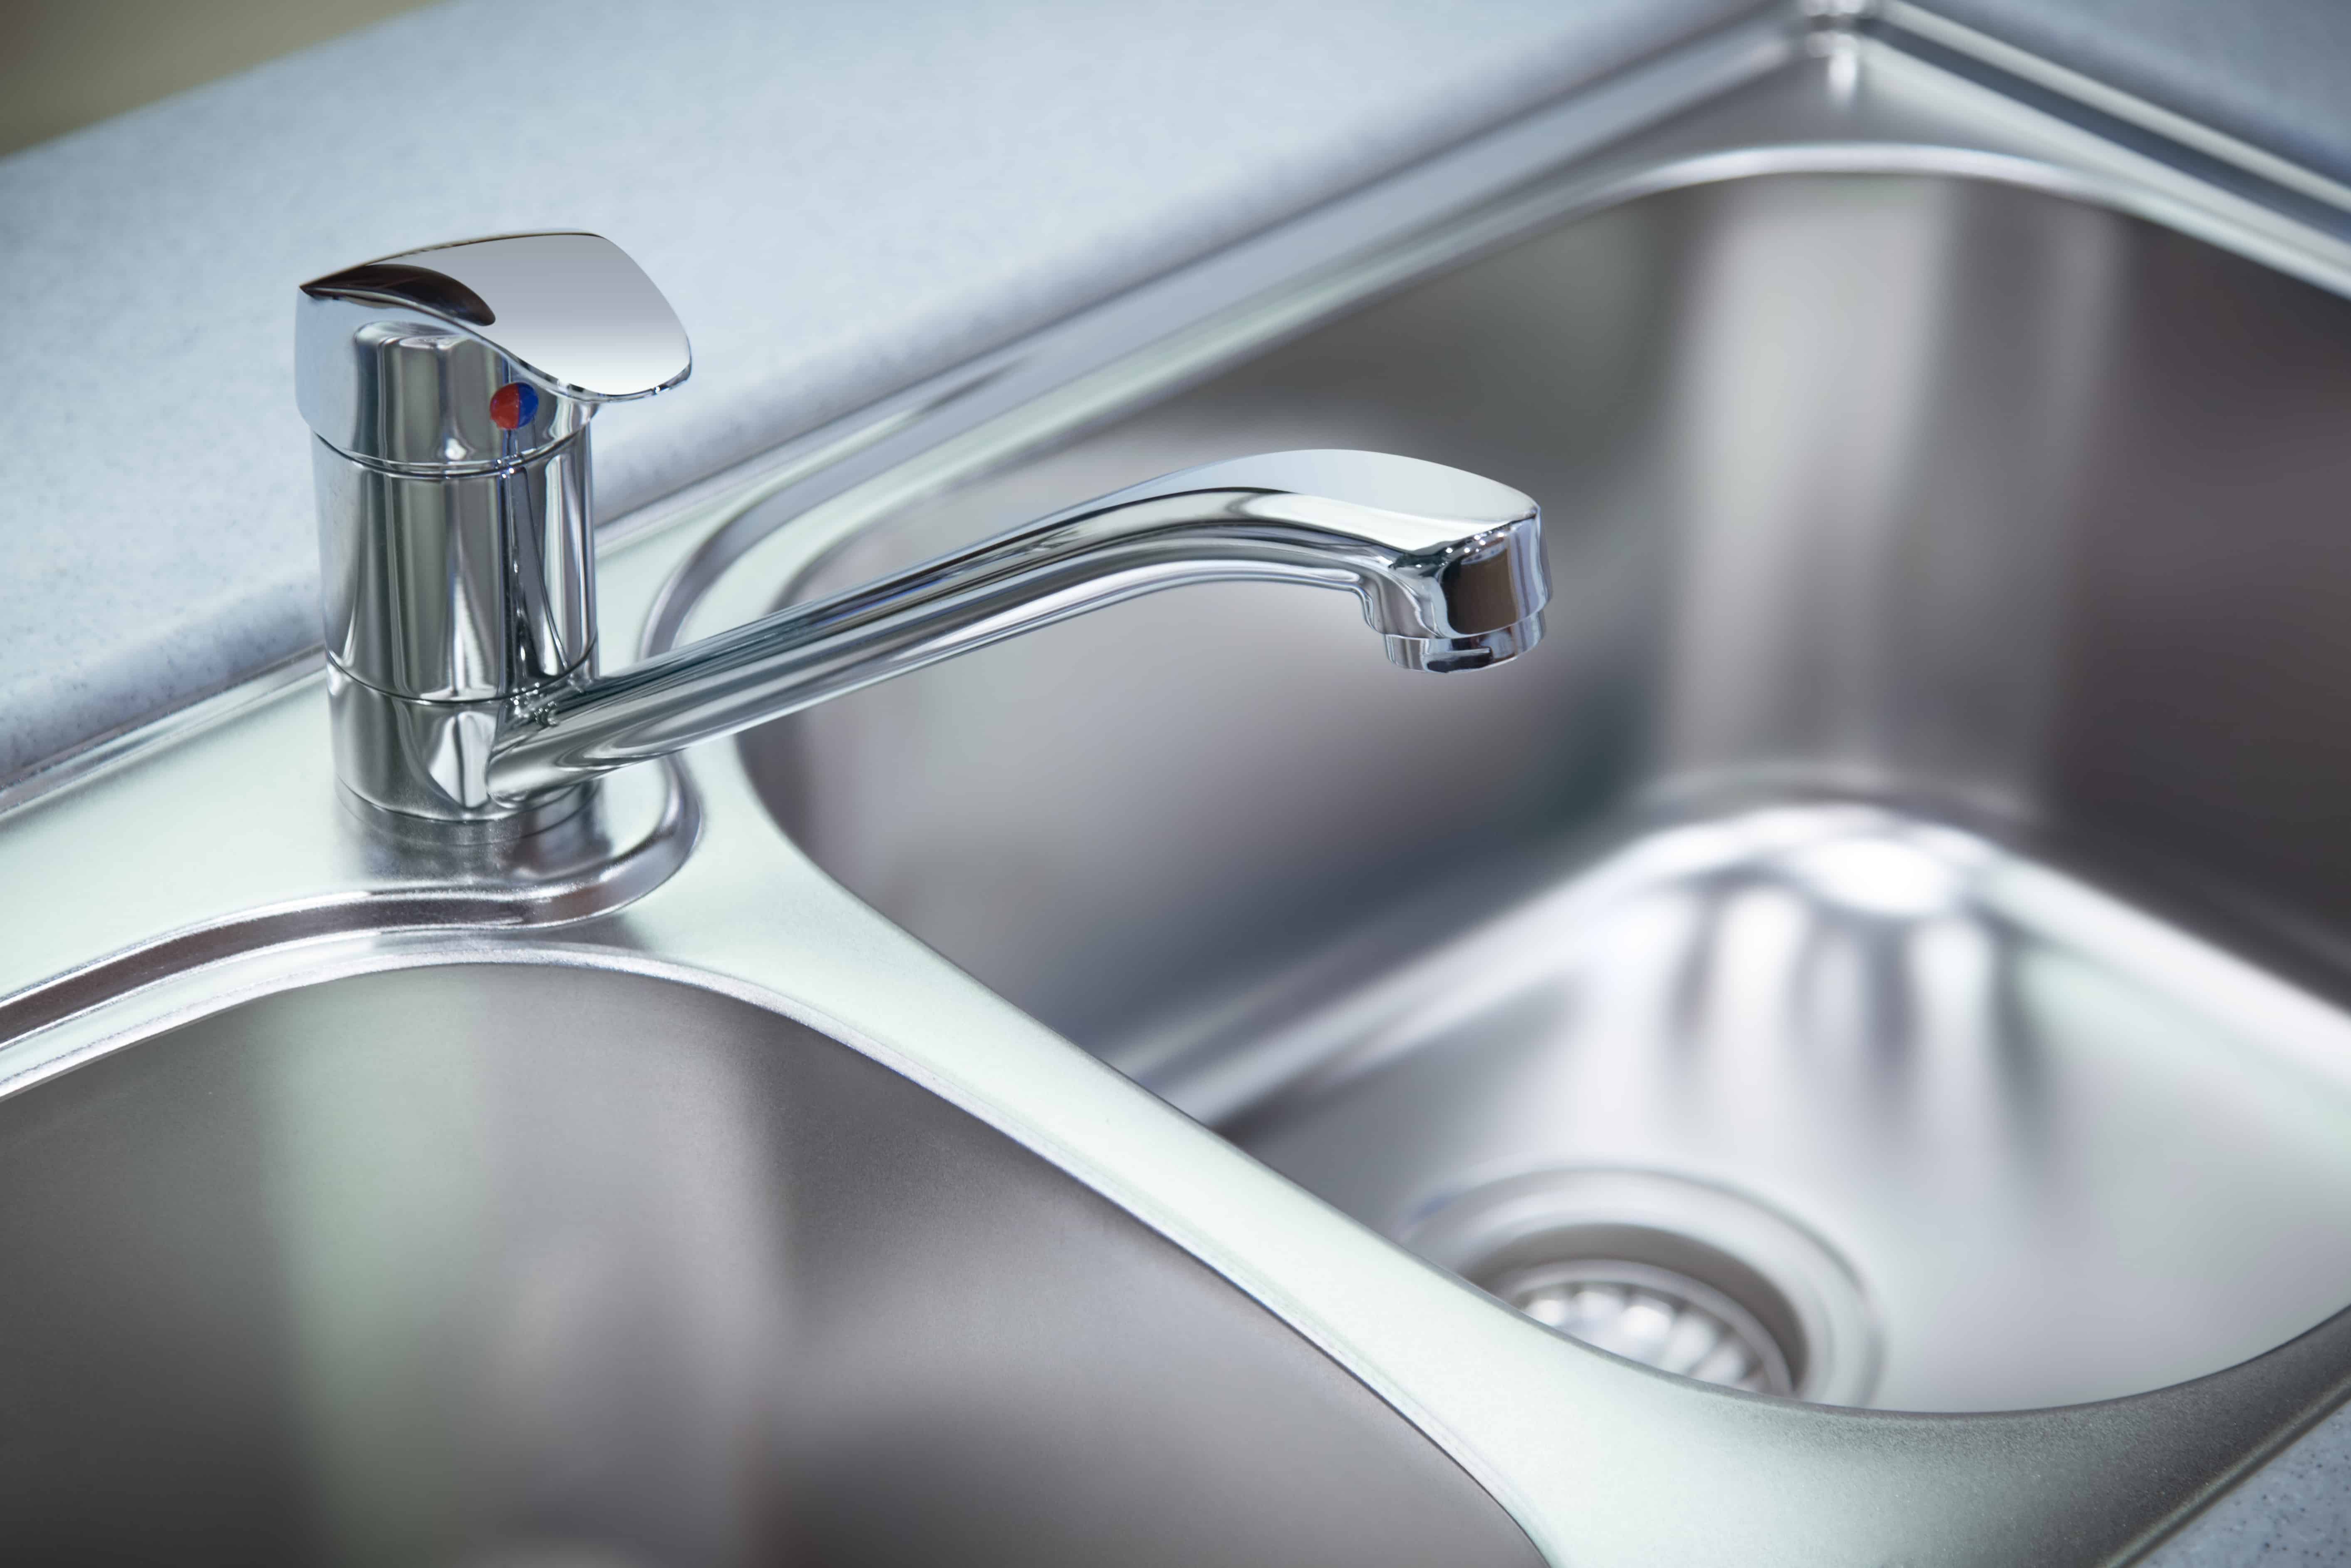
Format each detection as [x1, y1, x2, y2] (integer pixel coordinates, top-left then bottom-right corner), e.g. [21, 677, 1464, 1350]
[490, 381, 540, 431]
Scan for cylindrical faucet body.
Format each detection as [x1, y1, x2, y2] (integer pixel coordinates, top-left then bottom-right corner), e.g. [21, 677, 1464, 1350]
[295, 234, 689, 820]
[312, 433, 595, 817]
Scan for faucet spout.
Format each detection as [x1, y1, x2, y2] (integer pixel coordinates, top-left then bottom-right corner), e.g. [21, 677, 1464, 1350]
[486, 450, 1546, 804]
[294, 234, 1545, 821]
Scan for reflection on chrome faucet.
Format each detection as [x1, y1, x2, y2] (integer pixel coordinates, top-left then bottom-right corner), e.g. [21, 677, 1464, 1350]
[297, 234, 1546, 822]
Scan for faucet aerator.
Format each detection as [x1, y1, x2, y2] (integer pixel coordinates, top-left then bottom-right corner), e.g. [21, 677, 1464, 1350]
[1386, 615, 1546, 673]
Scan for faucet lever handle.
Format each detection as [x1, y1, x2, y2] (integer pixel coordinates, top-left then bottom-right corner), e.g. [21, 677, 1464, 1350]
[297, 231, 691, 467]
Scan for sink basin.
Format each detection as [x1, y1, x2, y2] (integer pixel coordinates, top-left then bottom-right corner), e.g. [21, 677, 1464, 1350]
[0, 962, 1537, 1566]
[745, 171, 2351, 1414]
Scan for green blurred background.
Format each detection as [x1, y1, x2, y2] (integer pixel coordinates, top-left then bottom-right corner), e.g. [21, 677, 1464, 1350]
[0, 0, 433, 156]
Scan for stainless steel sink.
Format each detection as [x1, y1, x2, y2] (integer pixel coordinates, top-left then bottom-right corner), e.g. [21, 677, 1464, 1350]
[746, 164, 2351, 1417]
[0, 961, 1536, 1567]
[14, 13, 2351, 1566]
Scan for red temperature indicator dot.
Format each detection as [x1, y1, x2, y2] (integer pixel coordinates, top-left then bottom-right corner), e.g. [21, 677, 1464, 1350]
[489, 381, 540, 431]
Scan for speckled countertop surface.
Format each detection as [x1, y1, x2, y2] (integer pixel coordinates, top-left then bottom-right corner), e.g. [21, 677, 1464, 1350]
[2153, 1411, 2351, 1564]
[3, 0, 2351, 1559]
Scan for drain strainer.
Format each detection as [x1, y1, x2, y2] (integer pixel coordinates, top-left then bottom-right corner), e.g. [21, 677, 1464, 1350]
[1401, 1168, 1880, 1405]
[1490, 1257, 1796, 1394]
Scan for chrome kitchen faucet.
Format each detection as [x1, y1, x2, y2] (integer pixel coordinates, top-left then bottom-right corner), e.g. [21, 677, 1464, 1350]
[297, 232, 1547, 822]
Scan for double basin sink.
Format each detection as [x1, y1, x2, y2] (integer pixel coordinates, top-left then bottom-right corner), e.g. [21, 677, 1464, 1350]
[6, 12, 2351, 1564]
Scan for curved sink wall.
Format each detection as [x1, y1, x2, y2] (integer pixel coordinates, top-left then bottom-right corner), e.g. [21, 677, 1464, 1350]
[0, 962, 1539, 1568]
[747, 172, 2351, 1413]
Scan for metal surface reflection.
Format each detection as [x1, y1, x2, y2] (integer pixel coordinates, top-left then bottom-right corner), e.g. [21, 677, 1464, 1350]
[489, 450, 1547, 803]
[1195, 805, 2351, 1412]
[750, 169, 2351, 1415]
[0, 964, 1539, 1567]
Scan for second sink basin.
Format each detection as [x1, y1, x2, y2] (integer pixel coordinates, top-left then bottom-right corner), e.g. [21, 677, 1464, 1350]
[745, 171, 2351, 1414]
[0, 961, 1535, 1566]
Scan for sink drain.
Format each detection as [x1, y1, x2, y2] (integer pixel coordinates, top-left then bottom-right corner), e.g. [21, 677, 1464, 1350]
[1401, 1168, 1879, 1405]
[1489, 1256, 1795, 1395]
